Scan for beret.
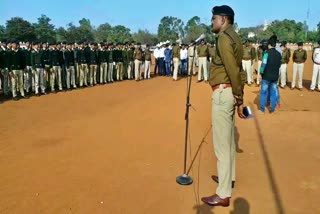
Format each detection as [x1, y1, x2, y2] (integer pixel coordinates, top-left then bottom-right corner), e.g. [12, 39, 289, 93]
[212, 5, 235, 17]
[297, 42, 303, 46]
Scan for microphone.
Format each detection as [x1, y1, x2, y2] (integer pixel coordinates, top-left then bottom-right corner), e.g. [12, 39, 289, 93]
[190, 34, 206, 46]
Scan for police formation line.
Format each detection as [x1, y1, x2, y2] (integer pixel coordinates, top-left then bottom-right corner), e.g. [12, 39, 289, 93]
[1, 38, 320, 102]
[0, 40, 154, 101]
[242, 40, 320, 92]
[0, 39, 220, 102]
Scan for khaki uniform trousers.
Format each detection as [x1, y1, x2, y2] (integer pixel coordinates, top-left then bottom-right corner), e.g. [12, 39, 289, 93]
[66, 66, 77, 89]
[212, 86, 236, 198]
[11, 70, 25, 97]
[173, 57, 180, 80]
[188, 56, 196, 75]
[127, 61, 134, 79]
[144, 60, 151, 79]
[134, 59, 142, 80]
[116, 62, 124, 81]
[80, 64, 88, 87]
[34, 68, 46, 94]
[24, 66, 33, 93]
[108, 63, 114, 82]
[310, 63, 320, 90]
[242, 60, 252, 84]
[279, 63, 288, 88]
[100, 62, 108, 83]
[198, 57, 208, 81]
[291, 63, 304, 89]
[257, 60, 262, 85]
[89, 64, 97, 86]
[52, 66, 63, 91]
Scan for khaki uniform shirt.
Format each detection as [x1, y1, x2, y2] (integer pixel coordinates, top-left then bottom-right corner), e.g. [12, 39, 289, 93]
[172, 46, 180, 58]
[281, 48, 290, 64]
[209, 25, 245, 105]
[293, 48, 307, 63]
[134, 47, 142, 60]
[197, 45, 209, 57]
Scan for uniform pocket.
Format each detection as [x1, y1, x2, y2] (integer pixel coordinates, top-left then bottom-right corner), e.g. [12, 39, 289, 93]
[212, 90, 220, 105]
[220, 88, 235, 105]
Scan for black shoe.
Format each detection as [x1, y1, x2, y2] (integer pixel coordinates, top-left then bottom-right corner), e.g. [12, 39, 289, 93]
[13, 97, 19, 101]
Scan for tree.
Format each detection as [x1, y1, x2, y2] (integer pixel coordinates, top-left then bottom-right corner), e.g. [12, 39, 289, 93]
[132, 29, 159, 45]
[157, 16, 185, 42]
[258, 19, 307, 43]
[184, 16, 207, 43]
[95, 23, 113, 42]
[56, 27, 68, 42]
[108, 25, 132, 43]
[34, 14, 56, 43]
[65, 23, 81, 42]
[5, 17, 36, 41]
[0, 25, 5, 41]
[78, 18, 94, 41]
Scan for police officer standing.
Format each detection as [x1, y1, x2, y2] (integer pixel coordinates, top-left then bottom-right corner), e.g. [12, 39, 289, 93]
[279, 41, 290, 88]
[188, 42, 196, 76]
[144, 44, 152, 79]
[89, 43, 98, 86]
[310, 39, 320, 92]
[9, 40, 27, 100]
[256, 44, 263, 86]
[0, 40, 11, 98]
[107, 43, 114, 83]
[291, 42, 307, 90]
[172, 43, 180, 81]
[31, 41, 45, 96]
[65, 42, 77, 89]
[201, 5, 246, 207]
[197, 39, 209, 82]
[242, 40, 256, 85]
[134, 43, 143, 81]
[23, 42, 33, 94]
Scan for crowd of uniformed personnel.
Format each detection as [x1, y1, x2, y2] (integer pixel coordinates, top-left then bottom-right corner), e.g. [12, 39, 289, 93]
[1, 38, 319, 102]
[241, 40, 318, 92]
[0, 40, 152, 102]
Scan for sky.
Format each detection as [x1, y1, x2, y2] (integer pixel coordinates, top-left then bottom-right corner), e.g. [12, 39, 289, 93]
[0, 0, 320, 33]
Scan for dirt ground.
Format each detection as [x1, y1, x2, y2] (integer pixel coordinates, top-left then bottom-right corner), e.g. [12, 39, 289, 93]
[0, 53, 320, 214]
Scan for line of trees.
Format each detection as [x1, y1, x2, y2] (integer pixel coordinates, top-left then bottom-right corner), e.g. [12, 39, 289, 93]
[0, 14, 320, 45]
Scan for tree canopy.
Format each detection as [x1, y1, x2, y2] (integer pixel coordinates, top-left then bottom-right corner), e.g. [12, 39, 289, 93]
[0, 15, 319, 45]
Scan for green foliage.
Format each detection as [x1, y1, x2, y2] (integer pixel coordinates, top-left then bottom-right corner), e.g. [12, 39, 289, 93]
[5, 17, 36, 41]
[108, 25, 132, 43]
[184, 16, 209, 43]
[95, 23, 112, 42]
[132, 29, 159, 45]
[1, 15, 320, 45]
[158, 16, 184, 42]
[34, 15, 56, 43]
[0, 25, 5, 41]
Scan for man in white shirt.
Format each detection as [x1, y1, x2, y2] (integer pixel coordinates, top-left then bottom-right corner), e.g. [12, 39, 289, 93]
[153, 45, 160, 75]
[310, 40, 320, 92]
[158, 44, 165, 75]
[180, 44, 188, 77]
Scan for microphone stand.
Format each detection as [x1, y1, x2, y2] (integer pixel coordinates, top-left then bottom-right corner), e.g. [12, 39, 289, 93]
[176, 44, 197, 185]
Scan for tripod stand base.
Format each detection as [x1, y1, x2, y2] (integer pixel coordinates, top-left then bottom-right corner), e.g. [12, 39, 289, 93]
[176, 174, 193, 185]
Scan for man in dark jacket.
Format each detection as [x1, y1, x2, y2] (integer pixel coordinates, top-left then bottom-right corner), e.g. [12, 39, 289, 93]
[258, 35, 282, 113]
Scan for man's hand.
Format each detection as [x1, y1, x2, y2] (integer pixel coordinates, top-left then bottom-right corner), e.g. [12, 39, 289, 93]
[257, 74, 262, 82]
[237, 104, 246, 119]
